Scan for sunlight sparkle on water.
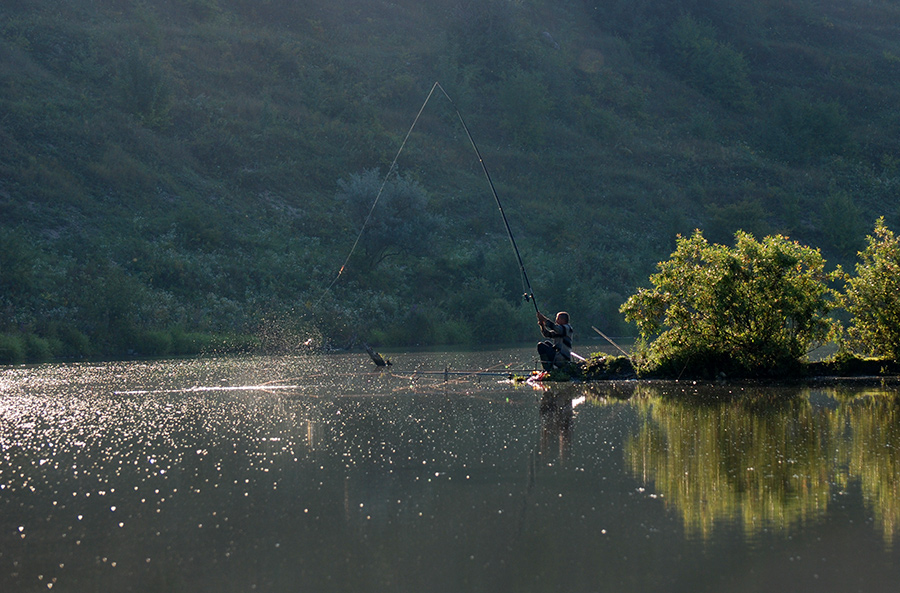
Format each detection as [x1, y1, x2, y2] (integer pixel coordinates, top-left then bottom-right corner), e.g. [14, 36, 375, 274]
[2, 352, 900, 593]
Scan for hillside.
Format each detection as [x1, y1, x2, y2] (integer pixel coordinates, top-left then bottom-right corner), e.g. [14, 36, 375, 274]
[2, 0, 900, 360]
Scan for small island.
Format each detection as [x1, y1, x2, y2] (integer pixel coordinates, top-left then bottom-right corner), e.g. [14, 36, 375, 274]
[530, 221, 900, 386]
[531, 352, 900, 384]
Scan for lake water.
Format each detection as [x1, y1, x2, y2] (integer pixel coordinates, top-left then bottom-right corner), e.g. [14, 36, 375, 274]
[2, 348, 900, 593]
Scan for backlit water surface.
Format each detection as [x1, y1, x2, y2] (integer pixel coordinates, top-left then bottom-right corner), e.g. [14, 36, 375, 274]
[2, 349, 900, 592]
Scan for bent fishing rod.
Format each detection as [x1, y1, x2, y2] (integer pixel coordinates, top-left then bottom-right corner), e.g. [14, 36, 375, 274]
[317, 81, 542, 317]
[433, 82, 541, 317]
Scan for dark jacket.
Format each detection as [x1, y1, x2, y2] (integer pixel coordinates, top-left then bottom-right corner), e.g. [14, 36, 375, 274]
[540, 321, 574, 360]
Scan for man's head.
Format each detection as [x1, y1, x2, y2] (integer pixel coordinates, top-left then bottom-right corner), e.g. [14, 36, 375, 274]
[556, 312, 569, 325]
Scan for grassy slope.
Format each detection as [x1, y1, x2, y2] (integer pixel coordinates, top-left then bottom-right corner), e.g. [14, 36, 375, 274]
[1, 0, 899, 358]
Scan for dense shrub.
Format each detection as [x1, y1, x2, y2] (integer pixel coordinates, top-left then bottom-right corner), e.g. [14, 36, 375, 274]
[335, 168, 441, 269]
[621, 230, 839, 377]
[23, 334, 53, 361]
[767, 93, 851, 161]
[53, 324, 92, 358]
[115, 48, 173, 128]
[842, 218, 900, 359]
[0, 334, 26, 364]
[667, 15, 755, 110]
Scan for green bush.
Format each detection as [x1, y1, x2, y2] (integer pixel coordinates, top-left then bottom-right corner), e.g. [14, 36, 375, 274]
[668, 15, 755, 110]
[621, 230, 839, 377]
[842, 218, 900, 359]
[54, 325, 92, 358]
[170, 328, 204, 355]
[768, 93, 851, 161]
[0, 334, 26, 364]
[335, 168, 441, 269]
[136, 330, 174, 357]
[434, 320, 472, 346]
[115, 47, 172, 128]
[23, 334, 53, 361]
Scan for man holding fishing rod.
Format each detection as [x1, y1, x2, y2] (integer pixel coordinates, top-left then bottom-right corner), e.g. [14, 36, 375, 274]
[537, 311, 574, 371]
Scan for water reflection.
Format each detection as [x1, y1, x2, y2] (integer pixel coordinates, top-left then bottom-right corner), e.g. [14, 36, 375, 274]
[2, 355, 900, 592]
[620, 383, 900, 546]
[842, 392, 900, 547]
[539, 391, 574, 464]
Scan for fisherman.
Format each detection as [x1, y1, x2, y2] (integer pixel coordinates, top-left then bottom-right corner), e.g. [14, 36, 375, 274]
[536, 311, 573, 371]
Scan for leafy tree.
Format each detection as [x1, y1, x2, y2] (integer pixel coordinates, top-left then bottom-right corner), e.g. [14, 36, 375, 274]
[335, 168, 439, 269]
[621, 230, 838, 376]
[842, 218, 900, 359]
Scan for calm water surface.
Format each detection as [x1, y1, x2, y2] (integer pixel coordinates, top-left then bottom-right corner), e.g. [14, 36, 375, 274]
[2, 348, 899, 592]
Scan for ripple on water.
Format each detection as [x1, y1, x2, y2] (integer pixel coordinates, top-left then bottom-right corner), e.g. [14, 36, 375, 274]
[5, 353, 900, 592]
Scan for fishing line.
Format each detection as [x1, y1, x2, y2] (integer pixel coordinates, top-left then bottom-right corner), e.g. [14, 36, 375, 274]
[316, 81, 540, 316]
[314, 82, 441, 308]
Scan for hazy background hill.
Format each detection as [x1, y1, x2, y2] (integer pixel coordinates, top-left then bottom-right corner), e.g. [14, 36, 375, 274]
[2, 0, 899, 360]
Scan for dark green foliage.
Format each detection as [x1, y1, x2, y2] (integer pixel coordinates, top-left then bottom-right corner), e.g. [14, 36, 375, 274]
[23, 334, 54, 361]
[767, 93, 851, 161]
[444, 0, 528, 82]
[808, 352, 900, 378]
[822, 191, 865, 256]
[336, 169, 440, 269]
[0, 228, 39, 301]
[0, 334, 26, 364]
[1, 0, 899, 360]
[704, 199, 769, 245]
[495, 68, 552, 147]
[842, 218, 900, 359]
[667, 15, 755, 110]
[621, 231, 839, 377]
[116, 48, 173, 128]
[579, 355, 636, 380]
[52, 324, 92, 358]
[589, 0, 679, 53]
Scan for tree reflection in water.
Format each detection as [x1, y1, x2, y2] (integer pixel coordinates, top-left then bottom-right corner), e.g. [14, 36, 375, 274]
[842, 393, 900, 548]
[615, 383, 900, 547]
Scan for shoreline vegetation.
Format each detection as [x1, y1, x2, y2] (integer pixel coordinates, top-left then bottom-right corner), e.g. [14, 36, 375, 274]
[0, 329, 262, 365]
[535, 352, 900, 384]
[3, 2, 900, 369]
[536, 218, 900, 383]
[4, 219, 900, 374]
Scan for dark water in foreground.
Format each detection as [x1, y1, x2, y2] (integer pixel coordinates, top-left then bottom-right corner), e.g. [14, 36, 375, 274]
[2, 349, 899, 593]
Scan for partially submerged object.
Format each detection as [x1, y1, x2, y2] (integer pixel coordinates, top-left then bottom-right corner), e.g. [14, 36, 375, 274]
[364, 343, 392, 367]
